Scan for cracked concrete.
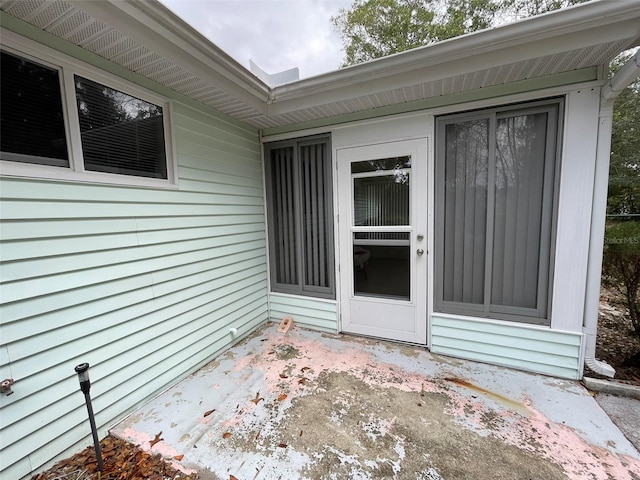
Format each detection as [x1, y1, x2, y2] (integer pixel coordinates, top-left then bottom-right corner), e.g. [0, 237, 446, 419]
[112, 323, 640, 479]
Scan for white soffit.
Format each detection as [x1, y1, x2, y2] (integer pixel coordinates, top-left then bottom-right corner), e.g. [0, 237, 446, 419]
[1, 0, 639, 130]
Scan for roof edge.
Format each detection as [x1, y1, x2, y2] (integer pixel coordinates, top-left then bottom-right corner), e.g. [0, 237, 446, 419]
[67, 0, 270, 111]
[270, 0, 640, 102]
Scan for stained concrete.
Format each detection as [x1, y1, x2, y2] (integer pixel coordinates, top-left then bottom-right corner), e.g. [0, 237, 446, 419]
[596, 393, 640, 452]
[112, 323, 640, 479]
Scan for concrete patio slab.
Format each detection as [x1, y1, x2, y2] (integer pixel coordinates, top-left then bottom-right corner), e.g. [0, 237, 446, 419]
[112, 323, 640, 479]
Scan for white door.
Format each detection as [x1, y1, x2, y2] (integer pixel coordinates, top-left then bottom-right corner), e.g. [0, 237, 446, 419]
[337, 139, 427, 344]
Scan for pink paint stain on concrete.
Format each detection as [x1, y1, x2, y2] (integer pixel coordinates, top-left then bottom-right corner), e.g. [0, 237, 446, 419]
[442, 385, 640, 480]
[117, 427, 197, 475]
[516, 401, 640, 480]
[243, 330, 639, 479]
[237, 332, 443, 400]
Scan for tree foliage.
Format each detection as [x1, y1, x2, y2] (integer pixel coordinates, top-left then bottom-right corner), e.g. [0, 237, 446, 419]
[603, 221, 640, 338]
[604, 51, 640, 338]
[608, 53, 640, 217]
[332, 0, 588, 67]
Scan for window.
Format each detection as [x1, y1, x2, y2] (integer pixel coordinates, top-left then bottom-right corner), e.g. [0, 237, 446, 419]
[265, 135, 334, 298]
[0, 51, 69, 167]
[435, 100, 562, 324]
[0, 39, 174, 187]
[74, 75, 167, 179]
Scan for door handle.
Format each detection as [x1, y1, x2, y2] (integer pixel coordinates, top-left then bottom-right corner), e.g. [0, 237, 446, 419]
[417, 249, 424, 256]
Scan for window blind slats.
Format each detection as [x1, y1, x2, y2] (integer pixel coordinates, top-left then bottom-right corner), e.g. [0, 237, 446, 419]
[492, 113, 548, 309]
[437, 101, 559, 323]
[443, 120, 488, 305]
[272, 147, 297, 285]
[266, 137, 333, 298]
[0, 51, 69, 166]
[75, 75, 167, 179]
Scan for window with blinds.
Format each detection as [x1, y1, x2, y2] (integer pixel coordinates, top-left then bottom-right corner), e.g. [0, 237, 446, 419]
[75, 76, 167, 179]
[0, 51, 69, 167]
[265, 136, 334, 298]
[0, 47, 172, 185]
[435, 100, 562, 324]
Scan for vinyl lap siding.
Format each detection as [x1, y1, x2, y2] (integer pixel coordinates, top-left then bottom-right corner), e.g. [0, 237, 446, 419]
[0, 101, 268, 479]
[431, 315, 583, 379]
[269, 293, 338, 332]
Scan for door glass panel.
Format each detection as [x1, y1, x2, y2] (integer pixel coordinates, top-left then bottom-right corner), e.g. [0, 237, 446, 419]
[351, 156, 412, 300]
[351, 156, 411, 173]
[352, 157, 411, 227]
[353, 234, 410, 300]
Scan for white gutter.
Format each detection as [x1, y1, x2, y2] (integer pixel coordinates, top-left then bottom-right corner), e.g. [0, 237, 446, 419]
[583, 49, 640, 377]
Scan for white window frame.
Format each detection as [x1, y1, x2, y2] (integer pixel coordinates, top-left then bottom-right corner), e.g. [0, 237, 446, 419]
[0, 28, 178, 189]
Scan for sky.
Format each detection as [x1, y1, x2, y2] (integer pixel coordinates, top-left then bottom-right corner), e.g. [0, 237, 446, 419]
[160, 0, 353, 80]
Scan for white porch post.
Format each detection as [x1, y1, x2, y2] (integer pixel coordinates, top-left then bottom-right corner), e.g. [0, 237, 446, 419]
[583, 50, 640, 377]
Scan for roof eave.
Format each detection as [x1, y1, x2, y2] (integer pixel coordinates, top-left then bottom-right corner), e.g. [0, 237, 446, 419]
[269, 0, 640, 105]
[67, 0, 271, 114]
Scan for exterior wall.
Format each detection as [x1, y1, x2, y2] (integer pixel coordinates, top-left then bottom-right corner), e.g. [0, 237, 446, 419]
[280, 87, 601, 380]
[431, 315, 583, 379]
[0, 36, 267, 480]
[269, 293, 338, 332]
[550, 88, 601, 332]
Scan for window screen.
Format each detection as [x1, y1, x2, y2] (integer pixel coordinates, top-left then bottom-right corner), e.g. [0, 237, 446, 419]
[436, 100, 561, 324]
[265, 136, 334, 298]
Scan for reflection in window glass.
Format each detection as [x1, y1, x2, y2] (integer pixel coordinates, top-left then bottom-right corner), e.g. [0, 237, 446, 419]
[75, 75, 167, 179]
[353, 240, 410, 300]
[351, 156, 411, 173]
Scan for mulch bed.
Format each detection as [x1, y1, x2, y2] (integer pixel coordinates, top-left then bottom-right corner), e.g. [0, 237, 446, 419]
[594, 288, 640, 385]
[32, 435, 196, 480]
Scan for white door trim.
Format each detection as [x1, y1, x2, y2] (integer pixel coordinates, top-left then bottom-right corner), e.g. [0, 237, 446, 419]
[336, 138, 428, 344]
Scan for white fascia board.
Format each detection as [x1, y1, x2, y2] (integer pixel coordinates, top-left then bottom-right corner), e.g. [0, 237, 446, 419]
[67, 0, 270, 115]
[268, 1, 640, 113]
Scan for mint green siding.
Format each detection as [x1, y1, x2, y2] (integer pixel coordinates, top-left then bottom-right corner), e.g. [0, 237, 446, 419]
[431, 316, 583, 379]
[0, 99, 267, 478]
[269, 293, 338, 332]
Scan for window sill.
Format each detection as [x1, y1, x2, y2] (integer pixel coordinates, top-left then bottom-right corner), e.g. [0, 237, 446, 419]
[432, 308, 551, 327]
[0, 160, 179, 190]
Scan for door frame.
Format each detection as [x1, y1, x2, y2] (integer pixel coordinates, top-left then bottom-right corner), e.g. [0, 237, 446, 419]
[336, 138, 429, 345]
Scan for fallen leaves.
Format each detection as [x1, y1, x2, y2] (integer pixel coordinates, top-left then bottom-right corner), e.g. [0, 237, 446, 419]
[149, 431, 164, 448]
[298, 377, 307, 385]
[250, 391, 264, 405]
[174, 454, 184, 461]
[31, 435, 195, 480]
[278, 443, 287, 448]
[223, 432, 232, 439]
[279, 373, 289, 379]
[203, 409, 215, 417]
[277, 393, 287, 401]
